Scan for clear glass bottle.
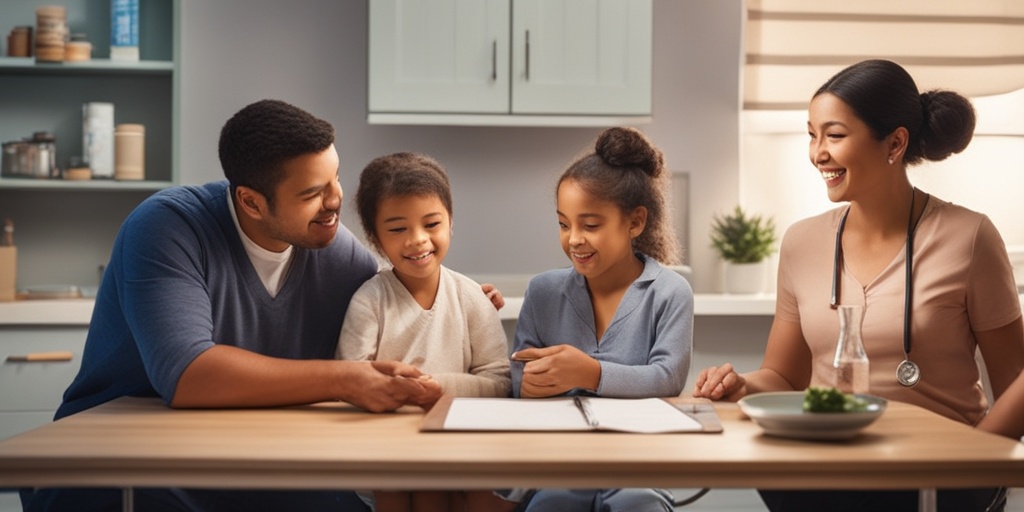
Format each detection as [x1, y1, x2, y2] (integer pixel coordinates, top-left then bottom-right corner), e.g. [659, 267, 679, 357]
[833, 305, 869, 394]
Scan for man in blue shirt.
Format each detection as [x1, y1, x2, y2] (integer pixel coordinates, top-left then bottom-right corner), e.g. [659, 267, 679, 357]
[22, 100, 442, 511]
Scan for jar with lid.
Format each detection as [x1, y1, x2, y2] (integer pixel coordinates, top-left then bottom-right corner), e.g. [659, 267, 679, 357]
[0, 133, 57, 178]
[64, 156, 91, 181]
[31, 132, 58, 178]
[114, 124, 145, 180]
[7, 26, 32, 57]
[64, 33, 92, 62]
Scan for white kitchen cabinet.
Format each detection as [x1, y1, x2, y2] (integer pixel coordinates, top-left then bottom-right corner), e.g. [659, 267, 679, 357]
[368, 0, 652, 126]
[0, 326, 87, 441]
[369, 0, 510, 114]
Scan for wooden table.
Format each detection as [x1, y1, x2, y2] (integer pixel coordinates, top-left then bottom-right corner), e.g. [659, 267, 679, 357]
[1, 397, 1022, 510]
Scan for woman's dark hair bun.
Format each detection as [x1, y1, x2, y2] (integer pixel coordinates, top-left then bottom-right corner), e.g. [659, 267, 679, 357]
[595, 127, 664, 177]
[918, 90, 975, 162]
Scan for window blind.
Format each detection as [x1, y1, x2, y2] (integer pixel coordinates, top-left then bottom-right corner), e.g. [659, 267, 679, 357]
[744, 0, 1024, 110]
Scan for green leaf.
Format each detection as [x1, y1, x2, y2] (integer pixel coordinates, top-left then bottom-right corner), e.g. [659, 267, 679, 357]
[709, 206, 777, 263]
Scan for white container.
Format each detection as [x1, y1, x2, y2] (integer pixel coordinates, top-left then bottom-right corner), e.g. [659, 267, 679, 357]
[83, 102, 115, 179]
[721, 261, 768, 295]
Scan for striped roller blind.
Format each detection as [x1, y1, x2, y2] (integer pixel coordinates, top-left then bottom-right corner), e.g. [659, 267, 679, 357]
[744, 0, 1024, 110]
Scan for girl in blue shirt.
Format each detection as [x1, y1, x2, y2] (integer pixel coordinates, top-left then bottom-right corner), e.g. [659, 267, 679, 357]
[510, 127, 694, 512]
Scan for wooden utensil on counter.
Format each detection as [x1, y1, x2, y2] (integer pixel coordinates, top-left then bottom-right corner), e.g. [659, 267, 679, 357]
[2, 219, 12, 247]
[6, 351, 74, 363]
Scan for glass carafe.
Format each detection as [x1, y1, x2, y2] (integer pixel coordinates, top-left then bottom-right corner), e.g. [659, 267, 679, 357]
[833, 305, 869, 394]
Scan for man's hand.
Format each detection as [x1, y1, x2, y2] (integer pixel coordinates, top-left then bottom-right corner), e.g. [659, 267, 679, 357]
[339, 361, 443, 412]
[513, 345, 601, 398]
[370, 360, 444, 410]
[481, 283, 504, 311]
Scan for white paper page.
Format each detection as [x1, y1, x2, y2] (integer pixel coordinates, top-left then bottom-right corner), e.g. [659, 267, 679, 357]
[443, 398, 588, 431]
[587, 397, 703, 433]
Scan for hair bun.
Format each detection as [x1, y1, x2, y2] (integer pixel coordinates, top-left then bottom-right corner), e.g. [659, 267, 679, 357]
[919, 90, 975, 162]
[595, 127, 664, 177]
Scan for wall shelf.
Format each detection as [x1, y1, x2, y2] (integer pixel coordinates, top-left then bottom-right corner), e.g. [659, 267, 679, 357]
[0, 57, 174, 75]
[0, 178, 173, 192]
[0, 0, 180, 289]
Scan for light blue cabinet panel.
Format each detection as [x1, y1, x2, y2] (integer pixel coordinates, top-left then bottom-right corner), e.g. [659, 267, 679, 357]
[0, 326, 86, 440]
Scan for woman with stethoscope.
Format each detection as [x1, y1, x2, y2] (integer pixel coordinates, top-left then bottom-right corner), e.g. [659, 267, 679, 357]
[694, 59, 1024, 512]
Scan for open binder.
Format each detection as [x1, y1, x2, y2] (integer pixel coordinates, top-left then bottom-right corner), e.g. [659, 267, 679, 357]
[422, 395, 723, 434]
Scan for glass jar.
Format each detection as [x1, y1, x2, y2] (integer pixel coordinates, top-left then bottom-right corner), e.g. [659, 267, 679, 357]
[833, 304, 869, 394]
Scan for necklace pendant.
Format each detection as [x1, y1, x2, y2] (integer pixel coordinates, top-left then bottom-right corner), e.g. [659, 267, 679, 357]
[897, 359, 920, 387]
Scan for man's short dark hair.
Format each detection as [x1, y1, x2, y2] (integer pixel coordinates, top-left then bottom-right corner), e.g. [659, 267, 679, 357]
[218, 99, 335, 206]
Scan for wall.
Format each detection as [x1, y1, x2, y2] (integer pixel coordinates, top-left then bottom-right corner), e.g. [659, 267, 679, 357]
[177, 0, 743, 293]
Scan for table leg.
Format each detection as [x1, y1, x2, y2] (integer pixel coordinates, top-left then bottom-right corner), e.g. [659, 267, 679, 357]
[122, 487, 134, 512]
[918, 488, 936, 512]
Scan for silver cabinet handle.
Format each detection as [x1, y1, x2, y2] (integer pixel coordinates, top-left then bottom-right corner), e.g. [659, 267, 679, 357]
[525, 30, 531, 81]
[6, 351, 74, 362]
[491, 40, 497, 81]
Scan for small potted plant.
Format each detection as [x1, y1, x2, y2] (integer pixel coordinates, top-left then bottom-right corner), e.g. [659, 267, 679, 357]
[710, 206, 777, 294]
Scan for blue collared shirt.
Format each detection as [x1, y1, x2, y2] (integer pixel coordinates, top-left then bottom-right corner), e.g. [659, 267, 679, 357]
[511, 254, 694, 398]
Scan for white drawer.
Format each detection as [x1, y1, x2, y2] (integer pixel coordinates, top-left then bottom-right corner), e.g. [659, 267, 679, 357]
[0, 327, 86, 413]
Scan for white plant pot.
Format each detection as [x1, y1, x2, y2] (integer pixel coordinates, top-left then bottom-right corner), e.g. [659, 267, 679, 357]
[722, 261, 768, 295]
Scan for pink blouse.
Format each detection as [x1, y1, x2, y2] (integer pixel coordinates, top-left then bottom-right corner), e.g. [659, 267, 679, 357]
[776, 196, 1022, 425]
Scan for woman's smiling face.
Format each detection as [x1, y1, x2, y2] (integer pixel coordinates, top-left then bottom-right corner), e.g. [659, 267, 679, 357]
[808, 93, 892, 204]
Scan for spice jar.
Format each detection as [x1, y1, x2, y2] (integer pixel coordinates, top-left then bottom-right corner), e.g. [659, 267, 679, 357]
[64, 33, 92, 62]
[7, 26, 32, 57]
[64, 156, 91, 180]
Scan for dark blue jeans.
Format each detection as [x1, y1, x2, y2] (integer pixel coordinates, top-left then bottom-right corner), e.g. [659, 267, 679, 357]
[758, 488, 1006, 512]
[21, 487, 370, 512]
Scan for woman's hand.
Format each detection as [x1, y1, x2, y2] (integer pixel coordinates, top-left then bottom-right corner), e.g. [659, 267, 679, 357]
[514, 345, 601, 398]
[693, 362, 747, 401]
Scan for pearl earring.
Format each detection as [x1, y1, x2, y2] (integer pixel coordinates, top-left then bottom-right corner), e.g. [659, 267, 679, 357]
[888, 157, 894, 165]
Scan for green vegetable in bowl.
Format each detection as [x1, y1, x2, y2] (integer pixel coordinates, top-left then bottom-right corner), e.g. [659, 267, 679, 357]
[803, 386, 869, 413]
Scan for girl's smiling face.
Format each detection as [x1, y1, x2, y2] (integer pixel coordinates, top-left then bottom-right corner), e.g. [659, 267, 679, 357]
[375, 194, 451, 288]
[556, 179, 645, 284]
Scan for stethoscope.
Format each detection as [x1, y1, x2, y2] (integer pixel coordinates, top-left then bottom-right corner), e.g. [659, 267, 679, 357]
[830, 188, 929, 387]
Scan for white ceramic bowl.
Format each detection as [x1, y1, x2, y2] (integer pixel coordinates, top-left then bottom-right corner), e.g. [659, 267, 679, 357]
[738, 391, 887, 441]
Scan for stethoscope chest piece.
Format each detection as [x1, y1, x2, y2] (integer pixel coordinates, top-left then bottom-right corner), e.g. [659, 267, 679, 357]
[897, 359, 920, 387]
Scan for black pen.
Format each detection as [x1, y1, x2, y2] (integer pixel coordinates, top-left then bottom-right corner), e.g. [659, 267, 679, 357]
[574, 395, 599, 428]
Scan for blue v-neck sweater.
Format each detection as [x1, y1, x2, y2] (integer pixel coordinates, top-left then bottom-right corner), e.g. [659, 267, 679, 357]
[56, 181, 377, 419]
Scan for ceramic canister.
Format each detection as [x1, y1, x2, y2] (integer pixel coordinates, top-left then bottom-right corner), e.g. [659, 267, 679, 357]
[114, 124, 144, 180]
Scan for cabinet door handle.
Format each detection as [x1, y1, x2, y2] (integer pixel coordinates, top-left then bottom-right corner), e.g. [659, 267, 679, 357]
[6, 351, 74, 363]
[491, 40, 497, 81]
[524, 30, 531, 81]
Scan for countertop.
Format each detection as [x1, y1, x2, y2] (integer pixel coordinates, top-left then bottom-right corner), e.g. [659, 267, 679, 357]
[7, 294, 1022, 326]
[0, 299, 95, 326]
[0, 294, 779, 326]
